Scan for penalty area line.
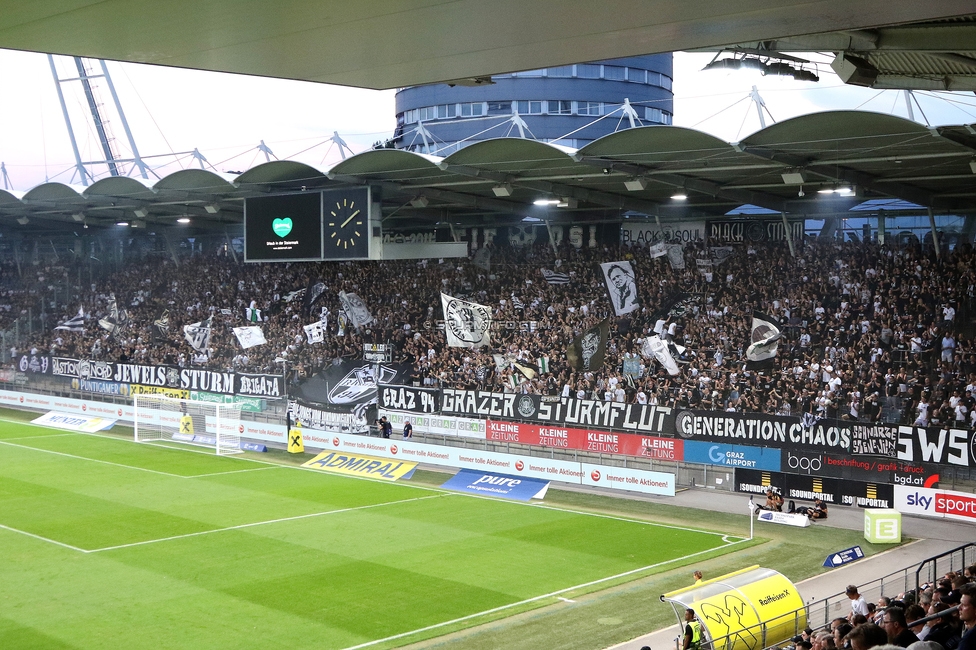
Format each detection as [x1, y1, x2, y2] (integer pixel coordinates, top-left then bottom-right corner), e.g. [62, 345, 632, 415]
[86, 493, 448, 554]
[340, 537, 749, 650]
[0, 523, 88, 553]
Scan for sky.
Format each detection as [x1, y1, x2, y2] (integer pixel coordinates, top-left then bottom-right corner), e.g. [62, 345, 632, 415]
[1, 48, 975, 191]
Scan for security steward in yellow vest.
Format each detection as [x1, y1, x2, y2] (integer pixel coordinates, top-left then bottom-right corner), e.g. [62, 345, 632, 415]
[684, 608, 703, 650]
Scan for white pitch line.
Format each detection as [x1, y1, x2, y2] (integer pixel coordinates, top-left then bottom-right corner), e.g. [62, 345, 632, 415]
[86, 493, 448, 554]
[340, 537, 749, 650]
[527, 502, 747, 540]
[1, 432, 77, 441]
[184, 466, 280, 479]
[0, 523, 88, 553]
[557, 597, 576, 603]
[0, 438, 186, 477]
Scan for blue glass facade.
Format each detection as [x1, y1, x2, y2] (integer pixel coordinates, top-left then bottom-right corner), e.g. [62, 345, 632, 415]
[393, 54, 673, 155]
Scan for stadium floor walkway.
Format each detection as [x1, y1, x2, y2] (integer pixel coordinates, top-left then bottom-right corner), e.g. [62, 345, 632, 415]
[600, 484, 974, 650]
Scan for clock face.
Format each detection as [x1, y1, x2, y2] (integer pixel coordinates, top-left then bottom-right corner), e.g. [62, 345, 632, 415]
[325, 193, 369, 259]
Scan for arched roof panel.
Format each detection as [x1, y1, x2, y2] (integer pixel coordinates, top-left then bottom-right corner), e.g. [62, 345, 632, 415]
[234, 160, 328, 186]
[0, 189, 25, 205]
[443, 138, 578, 176]
[85, 176, 156, 199]
[152, 169, 237, 192]
[329, 149, 445, 183]
[579, 125, 738, 167]
[22, 183, 86, 202]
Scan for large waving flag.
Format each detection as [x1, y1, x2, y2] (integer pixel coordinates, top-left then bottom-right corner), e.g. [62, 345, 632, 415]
[338, 291, 373, 330]
[566, 319, 609, 371]
[183, 316, 213, 352]
[746, 312, 783, 368]
[599, 260, 639, 316]
[441, 293, 492, 348]
[233, 326, 267, 349]
[55, 307, 85, 332]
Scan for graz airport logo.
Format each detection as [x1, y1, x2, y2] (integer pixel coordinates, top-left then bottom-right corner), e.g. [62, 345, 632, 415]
[445, 299, 490, 345]
[517, 395, 536, 418]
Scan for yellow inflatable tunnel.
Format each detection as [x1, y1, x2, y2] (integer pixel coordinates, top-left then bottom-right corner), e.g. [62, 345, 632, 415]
[661, 566, 806, 650]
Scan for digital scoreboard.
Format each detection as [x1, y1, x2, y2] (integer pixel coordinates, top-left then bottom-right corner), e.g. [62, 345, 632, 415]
[244, 187, 371, 262]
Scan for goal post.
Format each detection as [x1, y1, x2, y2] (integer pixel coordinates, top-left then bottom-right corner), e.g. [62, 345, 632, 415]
[133, 394, 244, 455]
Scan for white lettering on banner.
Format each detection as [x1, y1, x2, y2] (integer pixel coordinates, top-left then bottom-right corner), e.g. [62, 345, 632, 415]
[676, 411, 852, 450]
[379, 410, 486, 439]
[620, 221, 706, 245]
[894, 485, 976, 523]
[895, 425, 970, 466]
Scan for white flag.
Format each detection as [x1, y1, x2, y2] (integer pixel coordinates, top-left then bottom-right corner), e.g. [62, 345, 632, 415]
[303, 321, 325, 344]
[183, 317, 212, 352]
[666, 244, 685, 270]
[642, 335, 680, 376]
[746, 312, 782, 363]
[599, 260, 639, 316]
[649, 241, 668, 258]
[338, 291, 373, 330]
[233, 326, 267, 349]
[441, 293, 492, 348]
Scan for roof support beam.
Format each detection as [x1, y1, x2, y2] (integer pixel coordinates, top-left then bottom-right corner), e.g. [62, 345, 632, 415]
[435, 162, 667, 215]
[735, 144, 943, 209]
[574, 156, 789, 213]
[329, 172, 532, 217]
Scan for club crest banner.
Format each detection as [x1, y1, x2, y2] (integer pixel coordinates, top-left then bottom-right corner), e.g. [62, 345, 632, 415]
[441, 293, 492, 348]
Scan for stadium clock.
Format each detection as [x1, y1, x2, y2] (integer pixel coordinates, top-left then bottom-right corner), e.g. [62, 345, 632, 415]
[323, 188, 371, 260]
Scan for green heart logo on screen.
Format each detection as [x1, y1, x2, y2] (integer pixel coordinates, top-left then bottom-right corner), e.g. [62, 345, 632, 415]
[272, 217, 293, 238]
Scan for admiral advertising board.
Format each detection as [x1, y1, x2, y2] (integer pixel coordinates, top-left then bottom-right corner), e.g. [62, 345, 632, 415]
[736, 468, 894, 508]
[440, 390, 675, 435]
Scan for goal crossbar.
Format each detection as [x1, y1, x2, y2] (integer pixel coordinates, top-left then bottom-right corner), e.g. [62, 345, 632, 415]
[133, 394, 244, 455]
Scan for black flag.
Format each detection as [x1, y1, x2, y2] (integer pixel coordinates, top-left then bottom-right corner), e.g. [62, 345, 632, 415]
[566, 318, 609, 371]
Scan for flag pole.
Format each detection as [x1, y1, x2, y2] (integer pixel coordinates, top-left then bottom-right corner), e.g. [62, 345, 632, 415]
[748, 499, 754, 540]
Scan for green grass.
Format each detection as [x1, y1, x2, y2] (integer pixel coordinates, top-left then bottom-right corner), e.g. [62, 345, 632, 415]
[0, 410, 750, 650]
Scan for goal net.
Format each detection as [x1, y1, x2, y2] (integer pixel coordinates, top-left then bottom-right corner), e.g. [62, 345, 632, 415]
[133, 394, 244, 455]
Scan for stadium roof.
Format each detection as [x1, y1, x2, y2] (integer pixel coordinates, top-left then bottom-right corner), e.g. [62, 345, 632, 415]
[1, 111, 973, 233]
[0, 2, 973, 90]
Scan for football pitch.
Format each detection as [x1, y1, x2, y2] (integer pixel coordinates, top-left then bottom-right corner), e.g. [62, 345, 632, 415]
[0, 412, 747, 649]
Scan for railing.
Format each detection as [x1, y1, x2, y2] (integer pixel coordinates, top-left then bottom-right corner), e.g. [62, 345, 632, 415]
[915, 543, 976, 594]
[702, 544, 976, 650]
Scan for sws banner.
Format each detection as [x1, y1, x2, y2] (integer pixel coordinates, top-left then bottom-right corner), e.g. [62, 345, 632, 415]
[736, 468, 894, 508]
[378, 384, 439, 414]
[486, 419, 683, 461]
[441, 389, 675, 435]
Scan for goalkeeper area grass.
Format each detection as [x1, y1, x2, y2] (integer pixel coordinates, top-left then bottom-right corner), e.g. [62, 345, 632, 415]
[0, 410, 749, 650]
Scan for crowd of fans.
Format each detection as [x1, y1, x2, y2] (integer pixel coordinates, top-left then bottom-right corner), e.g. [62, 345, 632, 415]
[2, 234, 975, 426]
[791, 573, 976, 650]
